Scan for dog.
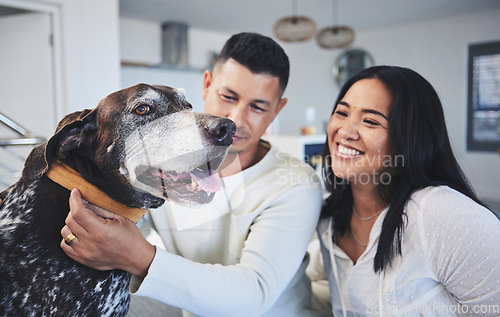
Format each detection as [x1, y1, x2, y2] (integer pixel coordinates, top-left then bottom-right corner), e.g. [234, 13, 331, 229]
[0, 83, 235, 316]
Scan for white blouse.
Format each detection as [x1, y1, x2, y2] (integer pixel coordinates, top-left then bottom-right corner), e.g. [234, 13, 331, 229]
[316, 186, 500, 316]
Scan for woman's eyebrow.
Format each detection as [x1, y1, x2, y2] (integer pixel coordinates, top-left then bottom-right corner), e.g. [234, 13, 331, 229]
[338, 101, 388, 120]
[363, 109, 389, 121]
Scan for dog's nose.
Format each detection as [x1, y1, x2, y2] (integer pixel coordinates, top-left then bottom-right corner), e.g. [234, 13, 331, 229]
[206, 117, 236, 146]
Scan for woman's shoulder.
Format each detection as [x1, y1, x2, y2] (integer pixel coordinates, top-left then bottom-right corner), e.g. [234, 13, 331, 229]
[407, 185, 496, 225]
[410, 185, 474, 206]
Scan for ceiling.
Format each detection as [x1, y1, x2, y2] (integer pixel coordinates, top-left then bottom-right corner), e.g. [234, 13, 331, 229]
[119, 0, 500, 35]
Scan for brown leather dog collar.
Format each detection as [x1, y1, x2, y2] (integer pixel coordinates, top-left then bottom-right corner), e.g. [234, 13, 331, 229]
[46, 160, 146, 223]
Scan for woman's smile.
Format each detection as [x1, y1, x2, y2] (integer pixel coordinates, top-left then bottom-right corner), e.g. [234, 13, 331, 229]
[336, 143, 364, 158]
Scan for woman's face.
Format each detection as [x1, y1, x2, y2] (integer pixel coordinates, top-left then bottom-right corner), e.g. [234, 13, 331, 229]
[327, 78, 393, 187]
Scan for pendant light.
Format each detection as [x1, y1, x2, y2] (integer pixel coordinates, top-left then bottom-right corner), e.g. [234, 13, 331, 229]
[274, 0, 316, 42]
[316, 0, 355, 49]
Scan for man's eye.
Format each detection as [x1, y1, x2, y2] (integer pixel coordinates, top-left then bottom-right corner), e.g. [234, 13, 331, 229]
[251, 104, 265, 112]
[335, 110, 347, 117]
[135, 105, 150, 115]
[221, 94, 236, 102]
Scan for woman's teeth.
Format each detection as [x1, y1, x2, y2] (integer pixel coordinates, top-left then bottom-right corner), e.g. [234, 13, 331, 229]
[338, 144, 361, 156]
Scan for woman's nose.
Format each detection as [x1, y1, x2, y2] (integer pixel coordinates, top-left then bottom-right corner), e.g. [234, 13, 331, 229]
[338, 120, 359, 140]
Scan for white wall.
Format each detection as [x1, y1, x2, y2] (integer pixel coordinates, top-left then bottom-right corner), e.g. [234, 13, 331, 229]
[120, 10, 500, 204]
[120, 17, 161, 65]
[30, 0, 121, 114]
[120, 18, 228, 112]
[120, 18, 228, 69]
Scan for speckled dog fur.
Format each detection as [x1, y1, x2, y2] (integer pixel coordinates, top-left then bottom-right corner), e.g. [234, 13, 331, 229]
[0, 84, 234, 316]
[0, 180, 131, 316]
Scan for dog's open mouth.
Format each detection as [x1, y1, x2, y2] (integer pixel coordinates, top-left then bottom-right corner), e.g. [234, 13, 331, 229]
[135, 163, 222, 204]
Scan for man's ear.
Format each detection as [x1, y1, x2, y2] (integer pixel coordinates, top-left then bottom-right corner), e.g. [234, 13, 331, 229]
[275, 97, 288, 116]
[202, 70, 213, 102]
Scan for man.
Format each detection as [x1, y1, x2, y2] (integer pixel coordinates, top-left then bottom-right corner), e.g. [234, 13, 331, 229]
[60, 32, 324, 316]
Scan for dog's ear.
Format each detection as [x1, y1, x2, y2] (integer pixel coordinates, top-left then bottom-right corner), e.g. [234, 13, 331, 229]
[22, 109, 98, 181]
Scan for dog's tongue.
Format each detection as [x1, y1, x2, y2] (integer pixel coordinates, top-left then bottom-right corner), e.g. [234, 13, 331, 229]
[190, 169, 221, 193]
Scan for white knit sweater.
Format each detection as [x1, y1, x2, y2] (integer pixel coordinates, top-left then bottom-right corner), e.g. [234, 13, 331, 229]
[131, 143, 324, 316]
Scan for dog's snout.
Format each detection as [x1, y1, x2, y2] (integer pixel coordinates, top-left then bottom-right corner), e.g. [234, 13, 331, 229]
[206, 118, 236, 146]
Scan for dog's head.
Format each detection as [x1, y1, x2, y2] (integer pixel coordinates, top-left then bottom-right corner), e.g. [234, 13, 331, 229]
[22, 83, 235, 208]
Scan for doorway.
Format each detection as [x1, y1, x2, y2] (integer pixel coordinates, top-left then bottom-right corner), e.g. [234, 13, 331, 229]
[0, 0, 63, 190]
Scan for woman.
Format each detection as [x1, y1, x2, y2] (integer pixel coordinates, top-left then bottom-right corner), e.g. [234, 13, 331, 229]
[314, 65, 500, 316]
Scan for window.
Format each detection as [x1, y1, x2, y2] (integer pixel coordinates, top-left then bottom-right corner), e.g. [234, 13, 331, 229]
[467, 40, 500, 152]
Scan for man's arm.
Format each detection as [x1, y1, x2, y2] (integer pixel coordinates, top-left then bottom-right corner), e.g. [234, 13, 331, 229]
[60, 188, 156, 278]
[132, 182, 323, 316]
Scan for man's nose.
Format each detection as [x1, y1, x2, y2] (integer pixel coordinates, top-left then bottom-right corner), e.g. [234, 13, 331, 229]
[227, 105, 245, 126]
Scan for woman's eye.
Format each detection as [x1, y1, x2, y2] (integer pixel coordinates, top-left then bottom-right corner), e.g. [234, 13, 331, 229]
[364, 119, 380, 126]
[135, 105, 150, 115]
[335, 110, 347, 117]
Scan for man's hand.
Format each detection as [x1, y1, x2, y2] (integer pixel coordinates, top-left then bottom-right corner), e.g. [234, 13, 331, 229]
[60, 188, 155, 278]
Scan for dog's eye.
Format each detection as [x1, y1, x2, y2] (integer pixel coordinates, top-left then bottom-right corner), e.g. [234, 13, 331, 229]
[185, 104, 193, 111]
[135, 105, 150, 115]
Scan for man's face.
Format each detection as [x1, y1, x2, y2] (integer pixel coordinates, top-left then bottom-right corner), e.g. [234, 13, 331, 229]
[202, 59, 287, 156]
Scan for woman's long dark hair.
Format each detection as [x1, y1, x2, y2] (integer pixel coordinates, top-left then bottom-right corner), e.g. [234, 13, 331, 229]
[321, 65, 487, 272]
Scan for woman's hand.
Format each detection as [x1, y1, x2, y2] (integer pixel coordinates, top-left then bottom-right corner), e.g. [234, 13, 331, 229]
[60, 188, 155, 278]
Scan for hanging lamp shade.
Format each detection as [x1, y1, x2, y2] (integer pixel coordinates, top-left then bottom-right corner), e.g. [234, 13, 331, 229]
[316, 26, 355, 49]
[274, 16, 317, 42]
[316, 0, 355, 49]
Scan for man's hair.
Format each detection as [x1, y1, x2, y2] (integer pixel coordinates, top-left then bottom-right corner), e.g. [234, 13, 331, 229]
[215, 32, 290, 95]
